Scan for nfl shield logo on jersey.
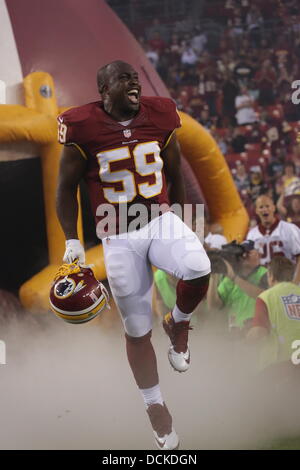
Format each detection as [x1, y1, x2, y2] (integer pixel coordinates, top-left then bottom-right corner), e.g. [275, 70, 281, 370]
[123, 129, 131, 138]
[282, 294, 300, 320]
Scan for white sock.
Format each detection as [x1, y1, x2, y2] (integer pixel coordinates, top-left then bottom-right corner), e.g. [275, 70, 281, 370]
[140, 384, 164, 408]
[172, 304, 193, 323]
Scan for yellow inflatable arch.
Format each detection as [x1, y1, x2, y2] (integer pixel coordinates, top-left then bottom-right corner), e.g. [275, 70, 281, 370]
[0, 72, 248, 311]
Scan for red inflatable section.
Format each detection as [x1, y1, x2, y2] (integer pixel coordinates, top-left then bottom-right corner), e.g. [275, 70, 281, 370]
[6, 0, 170, 106]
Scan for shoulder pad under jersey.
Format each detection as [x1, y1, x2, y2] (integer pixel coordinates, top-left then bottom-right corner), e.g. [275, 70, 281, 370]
[57, 101, 101, 145]
[141, 96, 181, 131]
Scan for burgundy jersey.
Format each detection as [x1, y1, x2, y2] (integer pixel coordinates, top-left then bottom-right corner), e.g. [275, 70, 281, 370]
[57, 97, 181, 237]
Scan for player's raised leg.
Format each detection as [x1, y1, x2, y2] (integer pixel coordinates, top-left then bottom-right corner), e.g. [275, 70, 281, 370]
[102, 236, 179, 449]
[149, 212, 211, 372]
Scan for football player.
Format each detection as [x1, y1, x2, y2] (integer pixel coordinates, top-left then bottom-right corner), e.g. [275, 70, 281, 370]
[56, 60, 211, 449]
[247, 194, 300, 283]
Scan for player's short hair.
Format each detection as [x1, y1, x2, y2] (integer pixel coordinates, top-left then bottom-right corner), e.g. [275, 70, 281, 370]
[97, 60, 131, 94]
[97, 63, 111, 94]
[268, 256, 295, 282]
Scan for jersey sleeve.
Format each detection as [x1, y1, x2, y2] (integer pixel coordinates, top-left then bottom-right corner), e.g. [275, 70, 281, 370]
[143, 96, 181, 133]
[287, 223, 300, 256]
[57, 108, 89, 160]
[57, 113, 74, 145]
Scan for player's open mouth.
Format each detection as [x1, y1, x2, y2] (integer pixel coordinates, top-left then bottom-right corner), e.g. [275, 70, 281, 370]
[127, 89, 140, 104]
[262, 212, 269, 217]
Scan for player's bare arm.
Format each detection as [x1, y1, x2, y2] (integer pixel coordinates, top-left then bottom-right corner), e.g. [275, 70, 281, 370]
[161, 132, 185, 208]
[56, 144, 87, 240]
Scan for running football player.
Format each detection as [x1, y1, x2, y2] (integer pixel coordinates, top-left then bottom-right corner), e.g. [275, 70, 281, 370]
[56, 60, 211, 449]
[247, 194, 300, 283]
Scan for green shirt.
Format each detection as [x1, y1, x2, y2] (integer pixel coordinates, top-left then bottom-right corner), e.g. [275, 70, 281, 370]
[258, 282, 300, 369]
[217, 266, 267, 328]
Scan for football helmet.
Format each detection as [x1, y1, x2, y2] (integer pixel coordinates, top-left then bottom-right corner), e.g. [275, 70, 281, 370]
[49, 261, 109, 324]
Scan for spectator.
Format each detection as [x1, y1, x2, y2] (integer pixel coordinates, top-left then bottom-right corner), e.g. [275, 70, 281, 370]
[221, 71, 239, 124]
[248, 166, 269, 203]
[204, 223, 228, 250]
[235, 86, 257, 126]
[247, 256, 300, 374]
[246, 6, 263, 47]
[231, 127, 247, 152]
[254, 59, 276, 106]
[144, 44, 159, 68]
[191, 27, 207, 55]
[215, 134, 228, 155]
[281, 161, 300, 197]
[274, 37, 291, 68]
[181, 66, 199, 86]
[233, 161, 250, 192]
[233, 55, 254, 85]
[207, 241, 268, 333]
[189, 86, 203, 120]
[277, 194, 300, 228]
[197, 68, 219, 116]
[169, 33, 182, 61]
[146, 17, 169, 43]
[267, 148, 285, 198]
[198, 107, 214, 129]
[229, 16, 244, 40]
[148, 31, 166, 54]
[247, 79, 259, 102]
[181, 42, 198, 67]
[277, 64, 293, 96]
[247, 195, 300, 281]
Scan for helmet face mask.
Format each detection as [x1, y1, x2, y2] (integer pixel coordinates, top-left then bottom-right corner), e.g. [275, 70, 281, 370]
[49, 263, 109, 324]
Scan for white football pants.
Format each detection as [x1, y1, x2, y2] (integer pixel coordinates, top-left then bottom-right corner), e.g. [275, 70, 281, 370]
[102, 211, 211, 337]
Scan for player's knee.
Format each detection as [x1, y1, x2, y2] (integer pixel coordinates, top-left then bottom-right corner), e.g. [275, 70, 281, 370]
[124, 314, 152, 338]
[125, 330, 152, 344]
[182, 250, 211, 281]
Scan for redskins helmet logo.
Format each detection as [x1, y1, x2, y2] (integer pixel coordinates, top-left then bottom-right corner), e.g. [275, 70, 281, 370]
[54, 277, 76, 299]
[54, 277, 86, 299]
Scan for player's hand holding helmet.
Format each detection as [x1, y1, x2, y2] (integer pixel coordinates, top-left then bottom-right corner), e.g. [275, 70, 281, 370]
[49, 260, 110, 324]
[63, 239, 85, 265]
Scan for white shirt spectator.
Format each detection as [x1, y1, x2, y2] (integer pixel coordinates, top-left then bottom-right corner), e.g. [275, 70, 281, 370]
[181, 46, 198, 66]
[235, 93, 257, 125]
[247, 220, 300, 265]
[145, 49, 159, 68]
[191, 32, 207, 55]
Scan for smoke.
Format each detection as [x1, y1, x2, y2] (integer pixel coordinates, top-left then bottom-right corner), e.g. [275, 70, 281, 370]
[0, 308, 299, 450]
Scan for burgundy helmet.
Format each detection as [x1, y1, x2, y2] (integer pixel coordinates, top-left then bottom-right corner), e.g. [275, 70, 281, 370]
[49, 261, 109, 324]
